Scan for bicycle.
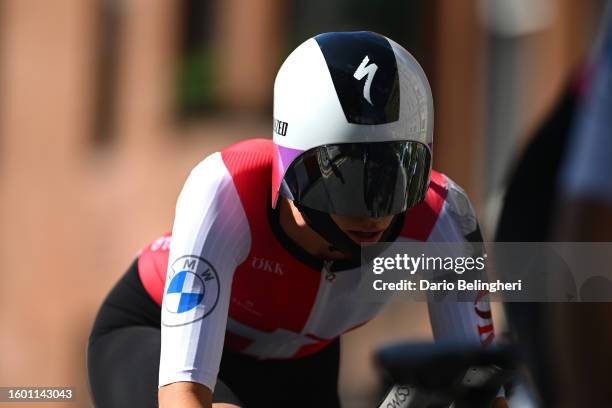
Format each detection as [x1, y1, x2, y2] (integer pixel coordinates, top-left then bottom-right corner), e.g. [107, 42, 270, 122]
[374, 341, 516, 408]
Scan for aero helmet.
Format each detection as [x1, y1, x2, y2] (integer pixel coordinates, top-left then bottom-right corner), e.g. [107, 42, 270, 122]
[271, 31, 433, 259]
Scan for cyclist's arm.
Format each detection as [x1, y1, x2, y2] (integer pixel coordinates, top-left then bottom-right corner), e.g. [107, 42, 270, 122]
[427, 177, 506, 404]
[159, 382, 240, 408]
[158, 154, 251, 405]
[159, 382, 212, 408]
[427, 177, 495, 345]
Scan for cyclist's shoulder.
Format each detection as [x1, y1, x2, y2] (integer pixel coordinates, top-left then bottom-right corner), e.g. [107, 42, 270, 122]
[185, 138, 274, 202]
[219, 138, 275, 175]
[221, 137, 274, 155]
[440, 173, 476, 218]
[188, 138, 273, 181]
[216, 138, 275, 216]
[399, 171, 478, 241]
[434, 172, 479, 237]
[181, 138, 272, 212]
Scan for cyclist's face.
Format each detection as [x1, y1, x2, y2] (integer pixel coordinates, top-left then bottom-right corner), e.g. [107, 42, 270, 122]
[330, 213, 394, 244]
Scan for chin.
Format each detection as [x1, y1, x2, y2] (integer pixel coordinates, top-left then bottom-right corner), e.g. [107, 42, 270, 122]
[345, 231, 385, 244]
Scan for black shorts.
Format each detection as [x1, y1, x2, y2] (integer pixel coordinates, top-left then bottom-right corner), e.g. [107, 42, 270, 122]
[87, 260, 341, 407]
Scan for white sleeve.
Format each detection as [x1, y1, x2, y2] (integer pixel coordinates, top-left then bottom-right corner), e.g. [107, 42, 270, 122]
[426, 177, 495, 345]
[159, 152, 251, 391]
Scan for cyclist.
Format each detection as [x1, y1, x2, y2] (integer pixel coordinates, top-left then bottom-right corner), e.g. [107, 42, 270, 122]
[87, 31, 500, 408]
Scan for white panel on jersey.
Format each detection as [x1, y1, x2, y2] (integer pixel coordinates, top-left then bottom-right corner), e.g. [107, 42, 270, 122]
[417, 175, 489, 344]
[299, 263, 390, 340]
[227, 319, 321, 358]
[403, 226, 485, 344]
[437, 176, 478, 238]
[159, 153, 251, 392]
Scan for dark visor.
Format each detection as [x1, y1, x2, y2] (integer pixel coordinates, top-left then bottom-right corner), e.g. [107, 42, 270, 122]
[280, 141, 431, 217]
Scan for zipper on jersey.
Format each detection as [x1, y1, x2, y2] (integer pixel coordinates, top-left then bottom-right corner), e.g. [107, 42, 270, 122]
[323, 260, 336, 283]
[299, 260, 337, 339]
[301, 260, 336, 335]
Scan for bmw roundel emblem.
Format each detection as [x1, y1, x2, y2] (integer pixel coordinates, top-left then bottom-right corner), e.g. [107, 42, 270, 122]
[162, 255, 220, 327]
[165, 270, 205, 313]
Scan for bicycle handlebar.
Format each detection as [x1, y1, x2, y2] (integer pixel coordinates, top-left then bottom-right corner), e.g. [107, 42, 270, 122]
[375, 341, 516, 408]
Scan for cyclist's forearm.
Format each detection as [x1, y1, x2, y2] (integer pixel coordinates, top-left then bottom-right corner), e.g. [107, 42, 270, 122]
[158, 381, 212, 408]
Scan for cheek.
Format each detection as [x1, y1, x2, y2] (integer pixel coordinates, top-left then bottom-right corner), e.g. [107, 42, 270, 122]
[382, 216, 395, 227]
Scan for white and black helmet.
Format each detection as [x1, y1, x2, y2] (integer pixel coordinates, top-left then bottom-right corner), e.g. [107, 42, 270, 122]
[271, 31, 434, 258]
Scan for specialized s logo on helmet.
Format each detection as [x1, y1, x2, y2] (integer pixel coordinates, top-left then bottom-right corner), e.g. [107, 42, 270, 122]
[353, 55, 378, 105]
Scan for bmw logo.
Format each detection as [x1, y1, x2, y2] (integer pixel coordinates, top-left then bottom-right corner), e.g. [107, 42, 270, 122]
[162, 255, 220, 327]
